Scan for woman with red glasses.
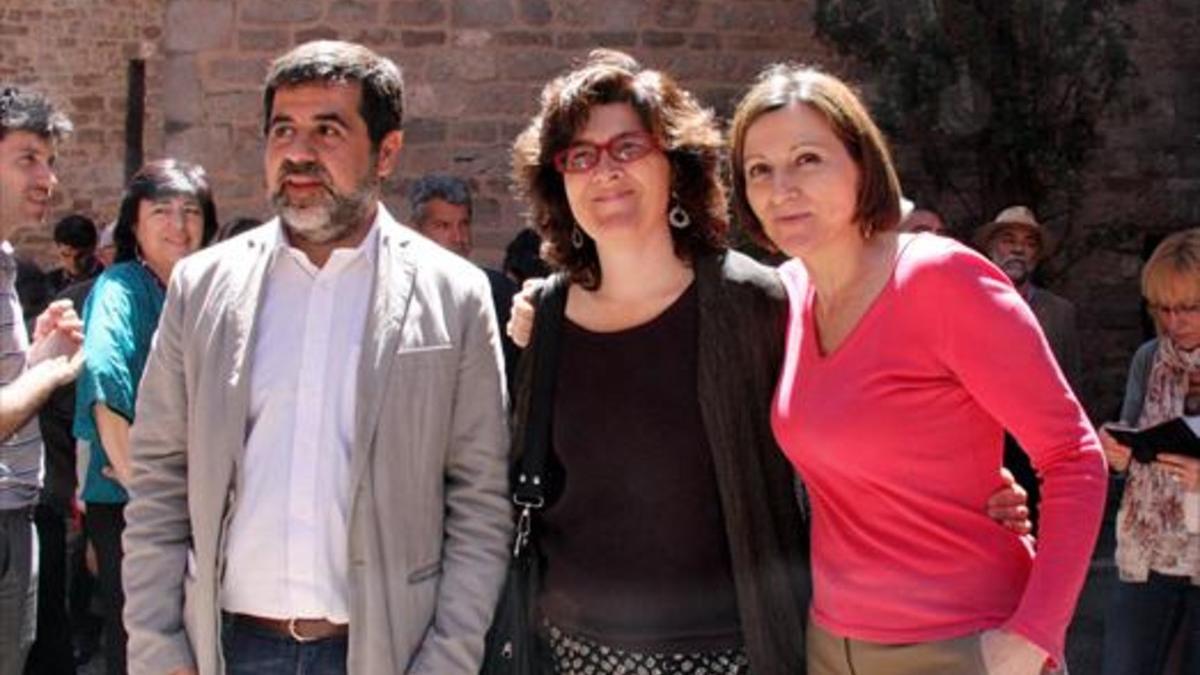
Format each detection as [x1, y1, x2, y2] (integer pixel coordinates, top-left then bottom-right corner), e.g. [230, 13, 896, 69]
[1100, 228, 1200, 674]
[509, 49, 804, 673]
[504, 50, 1030, 675]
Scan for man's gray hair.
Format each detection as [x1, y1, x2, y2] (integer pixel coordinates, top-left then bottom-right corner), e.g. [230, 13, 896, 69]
[408, 174, 473, 226]
[0, 85, 72, 140]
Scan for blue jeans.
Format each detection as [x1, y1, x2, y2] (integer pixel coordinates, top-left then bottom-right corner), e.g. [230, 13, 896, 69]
[221, 615, 348, 675]
[1103, 572, 1200, 675]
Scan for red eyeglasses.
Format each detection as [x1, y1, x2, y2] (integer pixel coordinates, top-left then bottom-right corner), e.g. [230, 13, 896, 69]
[553, 131, 662, 174]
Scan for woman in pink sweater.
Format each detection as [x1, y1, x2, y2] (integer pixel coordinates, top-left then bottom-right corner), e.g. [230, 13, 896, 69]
[727, 65, 1108, 674]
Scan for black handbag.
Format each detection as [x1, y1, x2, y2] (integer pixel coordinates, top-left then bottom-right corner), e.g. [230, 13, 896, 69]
[481, 276, 567, 675]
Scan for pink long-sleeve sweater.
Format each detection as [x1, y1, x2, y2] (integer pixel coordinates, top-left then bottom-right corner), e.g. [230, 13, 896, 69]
[772, 234, 1107, 665]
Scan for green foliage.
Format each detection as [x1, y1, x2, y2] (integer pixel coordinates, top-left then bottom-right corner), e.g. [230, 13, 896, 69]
[813, 0, 1140, 276]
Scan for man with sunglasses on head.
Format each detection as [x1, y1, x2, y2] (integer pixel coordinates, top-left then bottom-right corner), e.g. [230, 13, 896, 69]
[122, 41, 511, 675]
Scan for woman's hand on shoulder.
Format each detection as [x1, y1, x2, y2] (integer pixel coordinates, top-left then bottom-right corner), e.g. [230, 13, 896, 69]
[506, 278, 545, 349]
[979, 629, 1050, 675]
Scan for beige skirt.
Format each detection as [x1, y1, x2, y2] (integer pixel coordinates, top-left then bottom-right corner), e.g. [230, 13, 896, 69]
[806, 618, 987, 675]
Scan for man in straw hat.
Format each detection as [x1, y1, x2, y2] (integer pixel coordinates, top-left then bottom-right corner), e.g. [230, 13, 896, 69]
[975, 205, 1081, 387]
[976, 205, 1083, 532]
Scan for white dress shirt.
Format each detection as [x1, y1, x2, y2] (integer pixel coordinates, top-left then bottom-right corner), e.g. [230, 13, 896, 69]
[221, 215, 379, 622]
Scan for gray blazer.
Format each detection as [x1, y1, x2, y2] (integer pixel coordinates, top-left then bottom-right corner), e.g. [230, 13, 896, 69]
[122, 208, 512, 674]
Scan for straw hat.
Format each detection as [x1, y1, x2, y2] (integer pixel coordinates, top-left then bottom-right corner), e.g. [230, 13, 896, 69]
[973, 205, 1051, 257]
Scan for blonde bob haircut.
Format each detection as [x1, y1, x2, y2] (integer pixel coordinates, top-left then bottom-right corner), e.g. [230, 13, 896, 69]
[1142, 228, 1200, 323]
[728, 64, 903, 248]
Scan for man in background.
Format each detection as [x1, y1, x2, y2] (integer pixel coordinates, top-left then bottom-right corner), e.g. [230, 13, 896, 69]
[0, 84, 84, 675]
[976, 205, 1083, 532]
[409, 174, 519, 390]
[46, 214, 102, 294]
[901, 208, 947, 236]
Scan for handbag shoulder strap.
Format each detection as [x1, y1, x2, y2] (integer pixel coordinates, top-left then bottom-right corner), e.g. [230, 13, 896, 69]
[512, 273, 568, 508]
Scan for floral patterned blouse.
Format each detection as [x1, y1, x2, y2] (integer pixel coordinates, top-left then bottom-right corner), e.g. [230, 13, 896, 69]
[1114, 339, 1200, 583]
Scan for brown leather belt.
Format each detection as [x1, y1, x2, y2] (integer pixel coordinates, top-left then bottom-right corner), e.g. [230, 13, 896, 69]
[232, 613, 349, 642]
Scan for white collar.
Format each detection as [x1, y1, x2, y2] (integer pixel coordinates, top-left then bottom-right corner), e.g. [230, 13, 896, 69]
[266, 204, 386, 274]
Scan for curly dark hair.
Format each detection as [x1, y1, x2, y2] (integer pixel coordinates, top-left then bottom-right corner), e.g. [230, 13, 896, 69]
[113, 159, 219, 263]
[511, 49, 726, 290]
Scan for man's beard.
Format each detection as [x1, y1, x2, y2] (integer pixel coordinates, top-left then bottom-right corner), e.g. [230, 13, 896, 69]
[997, 256, 1032, 286]
[271, 160, 377, 245]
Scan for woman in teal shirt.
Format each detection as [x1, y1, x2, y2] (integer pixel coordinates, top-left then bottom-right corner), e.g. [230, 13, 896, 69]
[74, 159, 217, 675]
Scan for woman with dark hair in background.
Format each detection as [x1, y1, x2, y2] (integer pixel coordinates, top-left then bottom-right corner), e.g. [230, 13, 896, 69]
[729, 64, 1106, 674]
[73, 158, 217, 675]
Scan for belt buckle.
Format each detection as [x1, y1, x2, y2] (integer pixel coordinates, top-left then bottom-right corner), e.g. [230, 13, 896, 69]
[286, 617, 318, 643]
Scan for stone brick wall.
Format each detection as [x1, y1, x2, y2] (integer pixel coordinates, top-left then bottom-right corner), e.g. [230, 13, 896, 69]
[156, 0, 834, 263]
[1064, 2, 1200, 418]
[880, 3, 1200, 418]
[0, 0, 165, 263]
[3, 0, 1199, 414]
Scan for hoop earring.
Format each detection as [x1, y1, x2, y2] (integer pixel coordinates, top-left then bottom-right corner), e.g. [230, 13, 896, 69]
[668, 192, 691, 229]
[571, 225, 584, 249]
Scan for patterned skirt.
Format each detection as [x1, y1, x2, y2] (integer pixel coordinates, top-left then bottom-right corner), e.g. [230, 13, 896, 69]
[544, 622, 749, 675]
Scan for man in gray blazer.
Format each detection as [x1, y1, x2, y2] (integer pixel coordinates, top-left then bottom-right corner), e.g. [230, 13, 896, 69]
[122, 41, 512, 675]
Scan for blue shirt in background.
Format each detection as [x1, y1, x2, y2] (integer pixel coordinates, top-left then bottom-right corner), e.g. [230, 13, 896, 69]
[74, 261, 164, 504]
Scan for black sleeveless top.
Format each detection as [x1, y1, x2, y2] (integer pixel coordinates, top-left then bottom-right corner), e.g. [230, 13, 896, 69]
[538, 283, 742, 653]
